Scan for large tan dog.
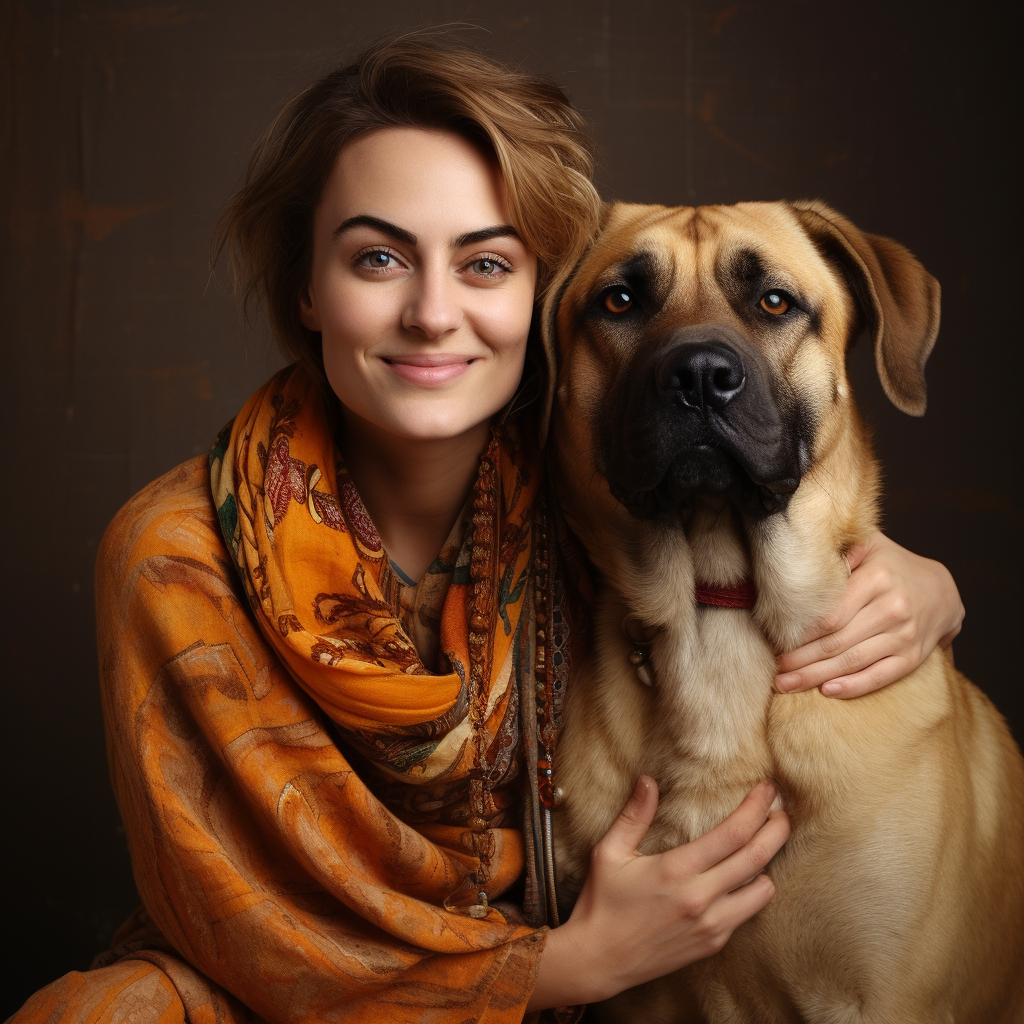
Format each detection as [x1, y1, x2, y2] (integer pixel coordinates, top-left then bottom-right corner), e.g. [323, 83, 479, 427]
[543, 200, 1024, 1023]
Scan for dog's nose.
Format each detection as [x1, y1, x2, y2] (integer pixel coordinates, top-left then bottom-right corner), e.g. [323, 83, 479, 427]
[657, 342, 746, 411]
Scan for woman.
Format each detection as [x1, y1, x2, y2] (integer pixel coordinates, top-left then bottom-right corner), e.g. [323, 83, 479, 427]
[12, 34, 963, 1023]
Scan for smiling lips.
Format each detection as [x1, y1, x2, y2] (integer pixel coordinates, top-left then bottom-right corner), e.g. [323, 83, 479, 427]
[383, 353, 478, 386]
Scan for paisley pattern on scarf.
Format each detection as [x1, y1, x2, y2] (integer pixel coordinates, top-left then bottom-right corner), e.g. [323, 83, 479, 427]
[209, 367, 536, 803]
[10, 366, 554, 1024]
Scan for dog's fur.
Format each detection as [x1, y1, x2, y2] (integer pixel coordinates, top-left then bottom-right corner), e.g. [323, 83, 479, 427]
[543, 200, 1024, 1023]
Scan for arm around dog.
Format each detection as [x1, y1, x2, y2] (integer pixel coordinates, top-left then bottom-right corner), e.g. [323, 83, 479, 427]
[774, 531, 964, 698]
[526, 778, 790, 1011]
[774, 202, 963, 700]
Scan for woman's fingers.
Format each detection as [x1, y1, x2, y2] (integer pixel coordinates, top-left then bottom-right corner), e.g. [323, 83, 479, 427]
[774, 528, 966, 696]
[652, 871, 779, 968]
[683, 872, 777, 959]
[775, 603, 889, 678]
[671, 781, 780, 874]
[776, 628, 909, 693]
[817, 656, 912, 698]
[776, 572, 892, 675]
[715, 869, 777, 925]
[701, 809, 791, 894]
[592, 775, 659, 861]
[654, 802, 788, 954]
[559, 782, 789, 1002]
[844, 540, 869, 573]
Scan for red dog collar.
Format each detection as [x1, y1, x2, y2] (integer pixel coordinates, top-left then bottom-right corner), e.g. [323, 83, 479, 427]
[695, 579, 756, 609]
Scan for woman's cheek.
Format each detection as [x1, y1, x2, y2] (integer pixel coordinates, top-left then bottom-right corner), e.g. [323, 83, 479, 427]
[472, 290, 534, 355]
[320, 287, 393, 368]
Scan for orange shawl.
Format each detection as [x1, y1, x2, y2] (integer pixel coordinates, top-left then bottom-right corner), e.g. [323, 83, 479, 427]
[14, 367, 569, 1024]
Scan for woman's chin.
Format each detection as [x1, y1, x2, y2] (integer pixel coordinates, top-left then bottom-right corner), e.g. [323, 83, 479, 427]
[385, 413, 497, 443]
[366, 394, 516, 443]
[336, 402, 500, 445]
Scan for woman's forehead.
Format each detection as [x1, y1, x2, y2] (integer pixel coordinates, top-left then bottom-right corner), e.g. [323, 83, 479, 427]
[319, 127, 513, 241]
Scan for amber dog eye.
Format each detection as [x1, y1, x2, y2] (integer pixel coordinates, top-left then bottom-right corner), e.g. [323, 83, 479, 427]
[604, 288, 634, 313]
[760, 291, 789, 315]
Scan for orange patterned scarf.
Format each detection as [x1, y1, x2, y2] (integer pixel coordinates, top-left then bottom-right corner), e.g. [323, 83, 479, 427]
[209, 364, 544, 912]
[9, 364, 575, 1024]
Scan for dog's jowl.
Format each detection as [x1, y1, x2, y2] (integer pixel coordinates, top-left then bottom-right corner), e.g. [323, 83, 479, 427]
[545, 201, 1024, 1024]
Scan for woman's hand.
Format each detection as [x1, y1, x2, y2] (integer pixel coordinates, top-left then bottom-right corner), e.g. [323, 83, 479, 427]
[526, 778, 789, 1010]
[774, 530, 964, 699]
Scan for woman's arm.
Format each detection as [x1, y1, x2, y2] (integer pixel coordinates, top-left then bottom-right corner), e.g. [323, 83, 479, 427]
[774, 530, 965, 698]
[527, 780, 789, 1010]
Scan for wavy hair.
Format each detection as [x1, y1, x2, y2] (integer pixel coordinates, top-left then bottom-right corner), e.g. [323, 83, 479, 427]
[213, 31, 601, 390]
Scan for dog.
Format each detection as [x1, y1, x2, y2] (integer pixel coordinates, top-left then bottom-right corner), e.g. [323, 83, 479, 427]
[542, 200, 1024, 1023]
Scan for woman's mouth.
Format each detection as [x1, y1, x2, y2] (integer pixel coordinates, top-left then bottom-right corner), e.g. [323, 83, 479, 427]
[382, 354, 478, 386]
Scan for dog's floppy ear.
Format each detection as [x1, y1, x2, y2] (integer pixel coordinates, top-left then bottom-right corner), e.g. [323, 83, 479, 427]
[536, 201, 613, 443]
[790, 199, 940, 416]
[536, 261, 577, 445]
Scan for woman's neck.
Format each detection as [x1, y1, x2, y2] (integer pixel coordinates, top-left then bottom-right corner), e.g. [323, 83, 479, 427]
[340, 411, 491, 583]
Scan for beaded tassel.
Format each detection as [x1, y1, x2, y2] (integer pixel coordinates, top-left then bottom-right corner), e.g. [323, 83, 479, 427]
[532, 494, 567, 812]
[461, 434, 571, 921]
[463, 429, 502, 918]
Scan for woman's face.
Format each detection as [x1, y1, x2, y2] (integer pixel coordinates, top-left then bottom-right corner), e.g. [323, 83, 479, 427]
[301, 128, 537, 442]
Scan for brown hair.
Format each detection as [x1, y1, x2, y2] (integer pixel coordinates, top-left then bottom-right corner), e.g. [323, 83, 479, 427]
[213, 30, 601, 389]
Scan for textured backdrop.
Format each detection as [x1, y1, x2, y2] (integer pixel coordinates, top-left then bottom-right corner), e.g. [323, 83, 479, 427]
[3, 0, 1020, 1014]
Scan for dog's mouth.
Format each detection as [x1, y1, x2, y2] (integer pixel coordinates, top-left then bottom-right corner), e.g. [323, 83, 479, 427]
[599, 331, 808, 521]
[608, 438, 800, 520]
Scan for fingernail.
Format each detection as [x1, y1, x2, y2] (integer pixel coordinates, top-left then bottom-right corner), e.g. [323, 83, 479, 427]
[821, 682, 842, 696]
[761, 781, 778, 799]
[775, 673, 797, 692]
[634, 776, 650, 799]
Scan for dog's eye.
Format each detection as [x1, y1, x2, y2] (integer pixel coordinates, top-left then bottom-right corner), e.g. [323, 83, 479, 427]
[603, 288, 634, 314]
[760, 291, 790, 315]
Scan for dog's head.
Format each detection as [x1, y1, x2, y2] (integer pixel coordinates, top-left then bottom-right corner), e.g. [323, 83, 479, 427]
[541, 200, 939, 531]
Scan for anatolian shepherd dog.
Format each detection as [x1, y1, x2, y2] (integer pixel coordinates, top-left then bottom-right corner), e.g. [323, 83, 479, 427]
[541, 200, 1024, 1023]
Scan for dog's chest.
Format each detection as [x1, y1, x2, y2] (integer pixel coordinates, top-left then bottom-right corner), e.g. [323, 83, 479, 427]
[646, 606, 779, 844]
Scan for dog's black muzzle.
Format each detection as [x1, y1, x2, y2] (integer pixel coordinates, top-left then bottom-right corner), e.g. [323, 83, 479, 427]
[599, 325, 805, 520]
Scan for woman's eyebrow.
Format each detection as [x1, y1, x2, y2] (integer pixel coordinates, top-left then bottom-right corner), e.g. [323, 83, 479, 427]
[454, 225, 520, 247]
[333, 216, 520, 250]
[334, 215, 417, 245]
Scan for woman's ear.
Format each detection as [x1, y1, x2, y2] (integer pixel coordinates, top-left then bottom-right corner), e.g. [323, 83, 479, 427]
[299, 282, 321, 332]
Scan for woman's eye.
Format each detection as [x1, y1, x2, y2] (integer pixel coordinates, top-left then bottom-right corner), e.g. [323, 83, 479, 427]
[760, 291, 790, 315]
[467, 256, 510, 277]
[604, 287, 634, 314]
[356, 250, 401, 271]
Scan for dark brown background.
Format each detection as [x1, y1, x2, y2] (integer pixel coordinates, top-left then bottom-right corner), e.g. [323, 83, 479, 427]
[3, 0, 1020, 1015]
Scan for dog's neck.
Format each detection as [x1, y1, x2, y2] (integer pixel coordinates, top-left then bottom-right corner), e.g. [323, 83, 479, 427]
[580, 413, 878, 778]
[553, 402, 880, 838]
[616, 481, 870, 836]
[602, 492, 856, 654]
[602, 406, 879, 650]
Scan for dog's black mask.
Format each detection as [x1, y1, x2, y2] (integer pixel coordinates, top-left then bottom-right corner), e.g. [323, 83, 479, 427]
[598, 325, 810, 520]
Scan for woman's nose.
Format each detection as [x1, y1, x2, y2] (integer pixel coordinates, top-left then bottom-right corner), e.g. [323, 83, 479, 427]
[401, 266, 463, 339]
